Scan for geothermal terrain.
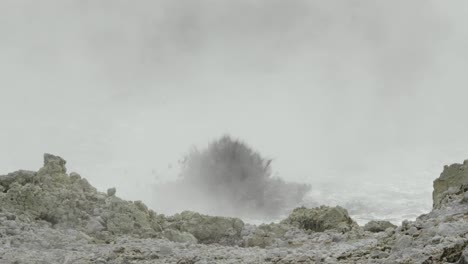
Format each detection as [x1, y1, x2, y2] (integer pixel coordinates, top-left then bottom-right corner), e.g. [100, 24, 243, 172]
[1, 154, 468, 263]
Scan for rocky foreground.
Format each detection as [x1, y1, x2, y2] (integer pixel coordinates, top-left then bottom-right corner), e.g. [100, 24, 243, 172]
[1, 154, 468, 263]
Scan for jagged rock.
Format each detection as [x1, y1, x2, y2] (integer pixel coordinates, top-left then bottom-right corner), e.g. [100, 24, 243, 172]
[1, 154, 254, 246]
[281, 205, 357, 232]
[364, 220, 397, 233]
[459, 247, 468, 264]
[102, 197, 163, 239]
[159, 244, 174, 256]
[162, 229, 198, 244]
[86, 216, 106, 234]
[391, 235, 413, 253]
[107, 187, 116, 196]
[265, 248, 288, 260]
[0, 170, 35, 192]
[166, 211, 244, 245]
[3, 154, 468, 263]
[433, 161, 468, 208]
[241, 223, 290, 248]
[0, 154, 165, 241]
[40, 153, 67, 174]
[462, 192, 468, 203]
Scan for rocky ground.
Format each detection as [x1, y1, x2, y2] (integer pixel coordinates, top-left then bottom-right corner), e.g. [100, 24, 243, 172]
[1, 154, 468, 263]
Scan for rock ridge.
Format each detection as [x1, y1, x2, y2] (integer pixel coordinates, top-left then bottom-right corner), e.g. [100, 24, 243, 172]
[0, 154, 467, 263]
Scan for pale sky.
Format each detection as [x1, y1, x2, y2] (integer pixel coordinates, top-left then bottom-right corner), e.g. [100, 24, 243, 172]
[1, 1, 468, 207]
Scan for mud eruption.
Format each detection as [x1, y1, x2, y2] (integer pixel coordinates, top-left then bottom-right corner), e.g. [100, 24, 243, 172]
[153, 136, 311, 219]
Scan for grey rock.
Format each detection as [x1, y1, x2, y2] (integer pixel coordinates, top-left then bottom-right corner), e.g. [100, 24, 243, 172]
[364, 220, 397, 233]
[0, 153, 166, 241]
[431, 235, 443, 244]
[401, 219, 410, 231]
[407, 226, 418, 237]
[86, 217, 106, 234]
[1, 154, 468, 264]
[295, 255, 311, 262]
[392, 235, 413, 252]
[265, 248, 288, 261]
[433, 162, 468, 208]
[107, 187, 116, 196]
[370, 250, 389, 259]
[459, 247, 468, 264]
[281, 205, 357, 232]
[163, 229, 198, 244]
[6, 213, 16, 221]
[166, 211, 244, 245]
[462, 192, 468, 203]
[242, 223, 290, 248]
[159, 244, 174, 256]
[42, 153, 67, 174]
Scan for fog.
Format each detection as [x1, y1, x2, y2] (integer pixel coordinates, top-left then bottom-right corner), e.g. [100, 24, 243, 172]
[1, 1, 468, 223]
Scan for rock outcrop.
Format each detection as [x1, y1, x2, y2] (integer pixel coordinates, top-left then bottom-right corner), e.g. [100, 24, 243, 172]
[241, 223, 291, 248]
[0, 154, 243, 245]
[364, 220, 397, 233]
[281, 205, 357, 232]
[164, 211, 244, 245]
[433, 160, 468, 209]
[1, 154, 468, 263]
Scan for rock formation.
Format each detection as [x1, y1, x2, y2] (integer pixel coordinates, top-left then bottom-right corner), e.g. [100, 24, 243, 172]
[1, 154, 468, 263]
[281, 206, 357, 233]
[363, 220, 397, 233]
[0, 154, 243, 245]
[433, 160, 468, 209]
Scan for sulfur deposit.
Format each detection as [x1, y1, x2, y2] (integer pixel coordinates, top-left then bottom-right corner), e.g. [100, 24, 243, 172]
[1, 154, 468, 263]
